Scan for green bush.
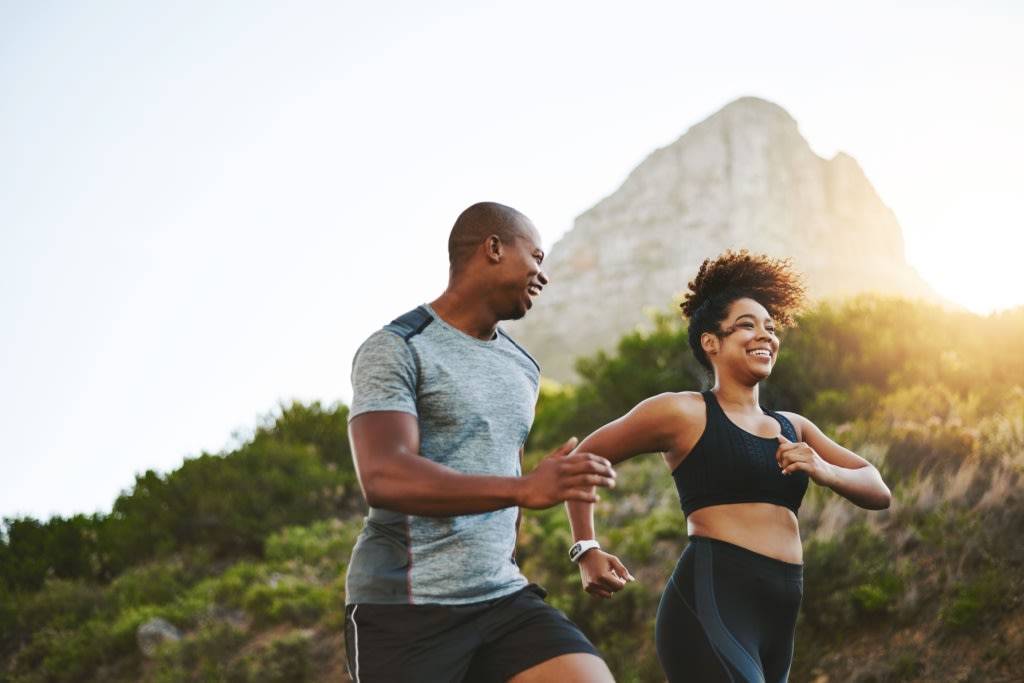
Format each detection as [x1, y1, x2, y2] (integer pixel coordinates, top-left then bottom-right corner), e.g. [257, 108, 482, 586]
[242, 577, 330, 628]
[939, 570, 1004, 631]
[105, 560, 186, 612]
[251, 400, 354, 478]
[231, 629, 314, 683]
[12, 611, 145, 683]
[154, 619, 248, 683]
[16, 578, 103, 632]
[886, 650, 925, 680]
[263, 518, 358, 578]
[914, 506, 978, 555]
[0, 584, 18, 646]
[190, 561, 265, 608]
[800, 523, 903, 632]
[848, 571, 904, 614]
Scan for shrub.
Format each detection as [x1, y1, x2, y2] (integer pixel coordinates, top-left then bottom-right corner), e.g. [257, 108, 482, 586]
[191, 561, 265, 608]
[800, 523, 903, 632]
[16, 578, 103, 632]
[153, 619, 248, 683]
[232, 629, 314, 683]
[242, 577, 330, 628]
[939, 570, 1004, 632]
[263, 518, 358, 578]
[12, 610, 150, 683]
[105, 560, 186, 612]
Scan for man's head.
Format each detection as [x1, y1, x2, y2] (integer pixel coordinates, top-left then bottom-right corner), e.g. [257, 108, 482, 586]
[448, 202, 529, 270]
[447, 202, 547, 321]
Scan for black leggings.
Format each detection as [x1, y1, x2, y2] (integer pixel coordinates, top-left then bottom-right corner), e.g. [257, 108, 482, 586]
[655, 536, 803, 683]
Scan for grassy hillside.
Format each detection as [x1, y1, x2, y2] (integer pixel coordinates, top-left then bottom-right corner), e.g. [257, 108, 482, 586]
[2, 297, 1022, 682]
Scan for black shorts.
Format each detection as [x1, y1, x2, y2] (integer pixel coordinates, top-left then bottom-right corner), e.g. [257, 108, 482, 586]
[345, 583, 599, 683]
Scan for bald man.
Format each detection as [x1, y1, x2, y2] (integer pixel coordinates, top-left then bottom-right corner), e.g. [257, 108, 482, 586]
[345, 202, 617, 682]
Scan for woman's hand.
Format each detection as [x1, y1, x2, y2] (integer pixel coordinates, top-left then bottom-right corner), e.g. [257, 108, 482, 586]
[776, 415, 892, 509]
[776, 434, 838, 487]
[578, 549, 635, 599]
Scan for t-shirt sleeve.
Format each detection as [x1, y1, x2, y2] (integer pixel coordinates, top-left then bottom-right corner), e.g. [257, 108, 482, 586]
[349, 329, 419, 420]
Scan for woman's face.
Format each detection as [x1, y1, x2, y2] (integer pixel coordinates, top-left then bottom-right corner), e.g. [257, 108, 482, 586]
[710, 297, 779, 380]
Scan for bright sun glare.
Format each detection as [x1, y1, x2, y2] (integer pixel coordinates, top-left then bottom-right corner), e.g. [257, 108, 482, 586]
[904, 192, 1023, 316]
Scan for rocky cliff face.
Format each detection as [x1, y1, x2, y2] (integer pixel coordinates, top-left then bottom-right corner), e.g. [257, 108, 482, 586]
[505, 97, 943, 382]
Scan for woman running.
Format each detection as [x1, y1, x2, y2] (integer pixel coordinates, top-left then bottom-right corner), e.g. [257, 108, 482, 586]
[565, 250, 891, 682]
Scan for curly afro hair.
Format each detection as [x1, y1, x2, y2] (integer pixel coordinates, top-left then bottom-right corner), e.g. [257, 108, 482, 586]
[681, 249, 807, 373]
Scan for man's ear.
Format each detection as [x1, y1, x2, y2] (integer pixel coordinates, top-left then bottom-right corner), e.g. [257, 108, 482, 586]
[701, 331, 719, 356]
[485, 235, 502, 263]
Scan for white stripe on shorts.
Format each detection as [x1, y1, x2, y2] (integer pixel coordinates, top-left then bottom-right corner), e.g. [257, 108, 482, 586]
[349, 605, 360, 682]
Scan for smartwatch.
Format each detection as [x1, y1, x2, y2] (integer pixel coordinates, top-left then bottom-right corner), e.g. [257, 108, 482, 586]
[568, 539, 601, 563]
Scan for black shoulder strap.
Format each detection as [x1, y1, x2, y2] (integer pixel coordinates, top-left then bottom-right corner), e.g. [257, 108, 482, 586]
[383, 305, 433, 340]
[765, 407, 799, 441]
[701, 390, 724, 422]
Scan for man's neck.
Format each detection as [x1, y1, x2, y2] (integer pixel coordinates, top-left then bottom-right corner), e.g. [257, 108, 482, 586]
[429, 291, 499, 341]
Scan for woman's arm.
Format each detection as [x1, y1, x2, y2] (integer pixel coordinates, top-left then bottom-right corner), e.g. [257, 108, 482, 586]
[778, 413, 892, 510]
[566, 392, 704, 597]
[566, 392, 696, 533]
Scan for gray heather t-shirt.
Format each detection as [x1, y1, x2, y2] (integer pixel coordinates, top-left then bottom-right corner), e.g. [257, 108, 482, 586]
[346, 305, 539, 605]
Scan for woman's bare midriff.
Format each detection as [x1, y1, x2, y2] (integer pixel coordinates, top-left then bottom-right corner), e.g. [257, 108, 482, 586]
[686, 502, 803, 564]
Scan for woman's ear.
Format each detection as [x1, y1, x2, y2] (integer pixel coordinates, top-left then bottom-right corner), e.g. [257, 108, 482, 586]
[701, 331, 719, 357]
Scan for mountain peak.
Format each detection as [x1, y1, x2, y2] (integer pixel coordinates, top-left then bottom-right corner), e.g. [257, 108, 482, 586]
[504, 98, 944, 382]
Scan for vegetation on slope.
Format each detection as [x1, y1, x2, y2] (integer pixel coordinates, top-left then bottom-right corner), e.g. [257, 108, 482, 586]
[2, 297, 1022, 682]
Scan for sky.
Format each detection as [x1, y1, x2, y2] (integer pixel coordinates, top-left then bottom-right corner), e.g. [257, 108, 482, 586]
[2, 1, 1022, 522]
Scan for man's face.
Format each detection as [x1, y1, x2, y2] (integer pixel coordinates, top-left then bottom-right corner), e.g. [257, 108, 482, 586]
[500, 220, 548, 321]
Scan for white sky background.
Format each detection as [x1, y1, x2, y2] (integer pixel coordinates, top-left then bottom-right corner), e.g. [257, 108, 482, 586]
[2, 1, 1022, 521]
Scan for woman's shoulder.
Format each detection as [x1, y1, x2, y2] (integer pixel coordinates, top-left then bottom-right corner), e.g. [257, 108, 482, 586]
[774, 409, 805, 424]
[644, 392, 708, 464]
[637, 390, 707, 420]
[775, 410, 813, 439]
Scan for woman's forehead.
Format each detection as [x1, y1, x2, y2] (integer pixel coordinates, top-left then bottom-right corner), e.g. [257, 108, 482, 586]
[726, 297, 772, 319]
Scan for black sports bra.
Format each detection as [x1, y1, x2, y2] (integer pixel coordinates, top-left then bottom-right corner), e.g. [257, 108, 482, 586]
[672, 391, 808, 516]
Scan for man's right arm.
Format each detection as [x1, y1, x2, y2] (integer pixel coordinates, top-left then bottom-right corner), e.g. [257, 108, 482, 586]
[350, 411, 615, 516]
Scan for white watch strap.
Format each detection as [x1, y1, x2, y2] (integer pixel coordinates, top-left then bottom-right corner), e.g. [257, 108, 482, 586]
[569, 539, 601, 563]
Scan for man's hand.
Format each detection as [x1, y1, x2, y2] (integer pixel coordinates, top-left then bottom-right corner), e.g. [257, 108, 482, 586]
[578, 549, 634, 599]
[518, 437, 616, 509]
